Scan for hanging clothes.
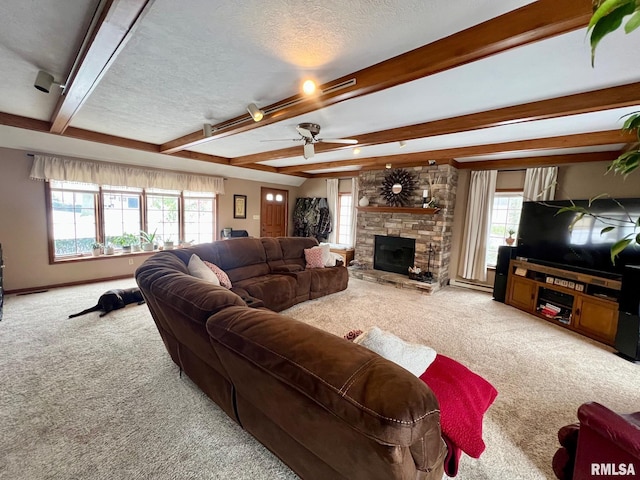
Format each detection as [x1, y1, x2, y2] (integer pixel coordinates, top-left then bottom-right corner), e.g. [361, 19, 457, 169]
[293, 197, 332, 241]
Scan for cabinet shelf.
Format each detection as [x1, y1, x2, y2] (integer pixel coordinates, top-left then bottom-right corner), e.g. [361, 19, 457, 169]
[506, 260, 620, 346]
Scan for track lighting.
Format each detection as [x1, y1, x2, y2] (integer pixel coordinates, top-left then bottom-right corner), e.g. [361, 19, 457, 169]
[247, 103, 264, 122]
[385, 163, 392, 169]
[203, 124, 213, 137]
[353, 147, 361, 155]
[34, 70, 64, 94]
[399, 141, 407, 148]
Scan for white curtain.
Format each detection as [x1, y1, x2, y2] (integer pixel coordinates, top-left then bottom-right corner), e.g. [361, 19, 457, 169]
[458, 170, 497, 282]
[523, 166, 557, 201]
[350, 177, 358, 248]
[326, 178, 339, 244]
[30, 155, 225, 194]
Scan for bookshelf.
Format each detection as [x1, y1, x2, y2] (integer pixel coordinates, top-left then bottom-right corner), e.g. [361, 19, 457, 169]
[506, 259, 621, 346]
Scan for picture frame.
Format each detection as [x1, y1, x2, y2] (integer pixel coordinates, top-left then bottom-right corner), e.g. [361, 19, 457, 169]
[233, 194, 247, 219]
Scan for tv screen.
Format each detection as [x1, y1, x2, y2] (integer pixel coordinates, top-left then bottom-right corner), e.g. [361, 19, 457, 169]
[517, 198, 640, 277]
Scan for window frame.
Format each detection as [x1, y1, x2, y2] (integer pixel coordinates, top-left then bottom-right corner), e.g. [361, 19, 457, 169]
[486, 189, 523, 269]
[44, 182, 218, 264]
[336, 192, 353, 245]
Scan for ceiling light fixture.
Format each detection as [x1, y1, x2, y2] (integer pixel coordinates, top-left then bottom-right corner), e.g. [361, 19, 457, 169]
[33, 70, 64, 94]
[353, 147, 361, 155]
[247, 103, 264, 122]
[386, 163, 392, 169]
[302, 79, 317, 95]
[399, 140, 407, 148]
[203, 124, 213, 137]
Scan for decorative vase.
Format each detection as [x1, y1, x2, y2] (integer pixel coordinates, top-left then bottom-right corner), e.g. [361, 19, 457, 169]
[358, 196, 369, 207]
[105, 246, 115, 255]
[506, 236, 515, 246]
[92, 248, 101, 257]
[164, 241, 174, 250]
[142, 243, 154, 252]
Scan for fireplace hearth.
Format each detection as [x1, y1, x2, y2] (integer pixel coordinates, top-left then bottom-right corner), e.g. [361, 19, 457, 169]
[374, 235, 415, 275]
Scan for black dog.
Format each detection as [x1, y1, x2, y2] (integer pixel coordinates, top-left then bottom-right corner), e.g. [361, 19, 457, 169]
[68, 287, 145, 318]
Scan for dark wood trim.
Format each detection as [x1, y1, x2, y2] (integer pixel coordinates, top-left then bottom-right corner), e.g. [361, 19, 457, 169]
[356, 206, 440, 214]
[279, 131, 633, 174]
[160, 0, 592, 154]
[456, 151, 620, 170]
[65, 127, 162, 153]
[49, 0, 154, 134]
[231, 81, 640, 166]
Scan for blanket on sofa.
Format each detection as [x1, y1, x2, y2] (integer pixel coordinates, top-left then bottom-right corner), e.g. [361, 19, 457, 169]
[419, 354, 498, 477]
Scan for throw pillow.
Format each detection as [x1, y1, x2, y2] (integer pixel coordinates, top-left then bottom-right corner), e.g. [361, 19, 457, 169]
[203, 261, 232, 289]
[304, 247, 325, 269]
[188, 254, 221, 285]
[354, 327, 437, 376]
[318, 243, 332, 265]
[326, 251, 344, 267]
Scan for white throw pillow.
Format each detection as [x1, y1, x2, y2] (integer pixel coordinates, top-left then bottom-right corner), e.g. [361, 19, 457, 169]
[326, 251, 344, 266]
[354, 327, 436, 376]
[317, 243, 332, 266]
[188, 254, 221, 286]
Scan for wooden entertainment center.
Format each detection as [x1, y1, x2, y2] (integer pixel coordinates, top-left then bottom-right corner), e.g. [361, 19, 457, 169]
[506, 259, 621, 346]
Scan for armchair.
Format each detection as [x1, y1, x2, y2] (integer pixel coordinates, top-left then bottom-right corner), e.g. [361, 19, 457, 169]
[552, 402, 640, 479]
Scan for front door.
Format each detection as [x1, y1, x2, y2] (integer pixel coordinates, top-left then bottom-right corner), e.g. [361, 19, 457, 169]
[260, 187, 288, 237]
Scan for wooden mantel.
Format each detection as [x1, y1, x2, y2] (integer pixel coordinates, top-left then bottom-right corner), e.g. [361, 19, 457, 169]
[356, 206, 440, 214]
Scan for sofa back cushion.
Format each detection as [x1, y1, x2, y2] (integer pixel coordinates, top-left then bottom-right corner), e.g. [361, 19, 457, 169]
[278, 237, 319, 270]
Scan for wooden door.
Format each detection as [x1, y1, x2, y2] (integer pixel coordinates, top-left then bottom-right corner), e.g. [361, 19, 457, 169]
[260, 187, 288, 237]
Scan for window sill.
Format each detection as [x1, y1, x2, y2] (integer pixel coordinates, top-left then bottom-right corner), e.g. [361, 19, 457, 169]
[51, 249, 160, 265]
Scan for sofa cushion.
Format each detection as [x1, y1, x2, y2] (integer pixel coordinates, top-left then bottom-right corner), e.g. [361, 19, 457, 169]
[204, 261, 232, 288]
[234, 274, 298, 312]
[188, 254, 221, 285]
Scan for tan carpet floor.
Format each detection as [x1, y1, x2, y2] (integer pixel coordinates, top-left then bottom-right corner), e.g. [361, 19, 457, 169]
[1, 276, 639, 479]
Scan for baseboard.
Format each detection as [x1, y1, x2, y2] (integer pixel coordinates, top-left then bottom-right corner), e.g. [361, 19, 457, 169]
[449, 278, 493, 293]
[6, 274, 135, 295]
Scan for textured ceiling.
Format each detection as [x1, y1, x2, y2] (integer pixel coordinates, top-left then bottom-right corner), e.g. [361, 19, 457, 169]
[0, 0, 639, 182]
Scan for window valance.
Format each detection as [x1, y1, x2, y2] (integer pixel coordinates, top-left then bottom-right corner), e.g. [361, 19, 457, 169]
[29, 155, 225, 194]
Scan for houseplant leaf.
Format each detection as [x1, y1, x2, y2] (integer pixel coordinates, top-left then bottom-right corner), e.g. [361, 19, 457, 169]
[600, 226, 616, 234]
[610, 236, 633, 264]
[589, 1, 637, 64]
[623, 8, 640, 32]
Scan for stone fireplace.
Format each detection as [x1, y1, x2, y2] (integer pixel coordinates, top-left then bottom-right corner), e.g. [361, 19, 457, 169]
[353, 164, 457, 293]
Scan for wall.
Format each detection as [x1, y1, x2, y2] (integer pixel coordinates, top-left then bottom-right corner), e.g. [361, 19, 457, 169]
[296, 178, 353, 198]
[449, 162, 640, 288]
[0, 147, 301, 291]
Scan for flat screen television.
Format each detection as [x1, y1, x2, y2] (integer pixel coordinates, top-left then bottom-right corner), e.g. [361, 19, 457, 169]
[516, 198, 640, 279]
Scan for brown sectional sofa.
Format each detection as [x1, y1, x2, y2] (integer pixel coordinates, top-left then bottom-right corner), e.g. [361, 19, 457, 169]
[135, 236, 446, 480]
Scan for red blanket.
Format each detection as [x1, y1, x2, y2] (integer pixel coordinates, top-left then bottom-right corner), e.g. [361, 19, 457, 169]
[419, 354, 498, 477]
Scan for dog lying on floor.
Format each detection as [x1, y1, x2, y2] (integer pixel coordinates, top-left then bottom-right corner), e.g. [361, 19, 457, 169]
[68, 287, 145, 318]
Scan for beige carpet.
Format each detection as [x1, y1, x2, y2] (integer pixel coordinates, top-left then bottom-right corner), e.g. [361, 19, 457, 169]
[1, 277, 639, 479]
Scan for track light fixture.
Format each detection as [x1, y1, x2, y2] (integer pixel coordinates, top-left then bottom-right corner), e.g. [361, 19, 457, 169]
[385, 163, 392, 169]
[399, 140, 407, 148]
[203, 124, 213, 137]
[247, 103, 264, 122]
[353, 147, 361, 155]
[302, 79, 317, 95]
[34, 70, 64, 94]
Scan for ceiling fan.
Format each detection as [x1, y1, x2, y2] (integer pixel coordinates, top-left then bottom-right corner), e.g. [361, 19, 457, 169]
[265, 123, 358, 159]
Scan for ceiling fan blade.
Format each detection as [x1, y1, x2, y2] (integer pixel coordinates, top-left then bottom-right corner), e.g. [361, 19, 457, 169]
[318, 138, 358, 145]
[260, 138, 303, 142]
[296, 126, 314, 138]
[303, 142, 315, 159]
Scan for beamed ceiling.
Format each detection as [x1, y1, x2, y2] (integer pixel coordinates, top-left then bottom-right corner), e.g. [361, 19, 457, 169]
[1, 0, 639, 187]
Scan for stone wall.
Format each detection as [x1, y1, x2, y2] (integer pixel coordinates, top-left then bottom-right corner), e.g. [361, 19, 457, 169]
[355, 164, 458, 287]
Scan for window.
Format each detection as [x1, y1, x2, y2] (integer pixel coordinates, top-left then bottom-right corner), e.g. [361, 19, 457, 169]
[46, 182, 217, 261]
[50, 181, 98, 256]
[336, 193, 353, 245]
[486, 192, 523, 267]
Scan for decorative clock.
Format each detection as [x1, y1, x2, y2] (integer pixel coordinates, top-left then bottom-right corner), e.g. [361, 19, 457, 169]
[380, 168, 417, 207]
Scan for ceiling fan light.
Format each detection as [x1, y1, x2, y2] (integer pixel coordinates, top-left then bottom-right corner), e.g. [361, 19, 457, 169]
[353, 147, 361, 155]
[303, 142, 314, 159]
[399, 140, 407, 148]
[247, 103, 264, 122]
[302, 79, 317, 95]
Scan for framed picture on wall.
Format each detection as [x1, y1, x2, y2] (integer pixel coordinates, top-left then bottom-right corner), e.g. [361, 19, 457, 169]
[234, 194, 247, 219]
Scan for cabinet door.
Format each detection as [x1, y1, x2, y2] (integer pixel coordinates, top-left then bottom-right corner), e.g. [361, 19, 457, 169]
[508, 276, 536, 311]
[575, 296, 618, 345]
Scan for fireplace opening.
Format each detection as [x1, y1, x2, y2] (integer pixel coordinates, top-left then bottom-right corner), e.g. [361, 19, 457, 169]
[374, 235, 416, 275]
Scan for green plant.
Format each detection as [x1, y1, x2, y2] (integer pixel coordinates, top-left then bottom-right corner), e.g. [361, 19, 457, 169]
[589, 0, 640, 64]
[91, 241, 102, 249]
[507, 229, 515, 236]
[140, 229, 158, 245]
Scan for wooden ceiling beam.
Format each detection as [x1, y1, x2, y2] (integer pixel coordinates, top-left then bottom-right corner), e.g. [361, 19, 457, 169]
[456, 151, 620, 170]
[161, 0, 592, 154]
[231, 81, 640, 166]
[278, 130, 634, 173]
[49, 0, 155, 134]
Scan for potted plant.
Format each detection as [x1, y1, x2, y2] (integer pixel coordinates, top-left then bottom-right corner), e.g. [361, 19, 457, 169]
[140, 229, 158, 251]
[506, 229, 516, 246]
[91, 242, 102, 256]
[104, 243, 115, 255]
[163, 236, 175, 250]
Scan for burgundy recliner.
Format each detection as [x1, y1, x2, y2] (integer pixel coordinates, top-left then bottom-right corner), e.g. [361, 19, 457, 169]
[552, 402, 640, 479]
